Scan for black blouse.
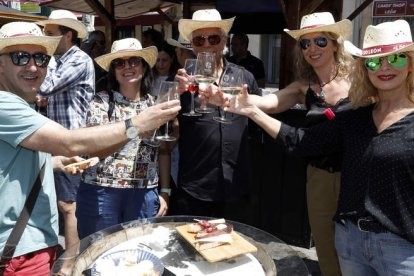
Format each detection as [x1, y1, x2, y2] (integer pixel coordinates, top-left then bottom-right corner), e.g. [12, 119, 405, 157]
[276, 104, 414, 243]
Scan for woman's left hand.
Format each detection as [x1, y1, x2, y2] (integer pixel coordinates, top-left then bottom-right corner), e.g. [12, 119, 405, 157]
[156, 193, 169, 217]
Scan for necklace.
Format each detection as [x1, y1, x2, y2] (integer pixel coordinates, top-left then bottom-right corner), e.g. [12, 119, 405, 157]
[317, 70, 339, 102]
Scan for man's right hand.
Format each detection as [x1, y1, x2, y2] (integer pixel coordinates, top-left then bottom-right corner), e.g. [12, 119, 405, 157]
[132, 99, 181, 132]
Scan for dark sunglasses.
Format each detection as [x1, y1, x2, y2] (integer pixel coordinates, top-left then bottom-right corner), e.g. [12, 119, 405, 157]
[365, 54, 408, 71]
[299, 36, 328, 50]
[192, 34, 222, 47]
[1, 51, 51, 68]
[111, 57, 143, 69]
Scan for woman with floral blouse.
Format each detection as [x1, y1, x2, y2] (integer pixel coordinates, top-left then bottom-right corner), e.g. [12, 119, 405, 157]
[76, 38, 172, 239]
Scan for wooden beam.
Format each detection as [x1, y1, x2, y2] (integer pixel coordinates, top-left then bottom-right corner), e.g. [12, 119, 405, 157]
[155, 7, 174, 24]
[300, 0, 324, 19]
[84, 0, 116, 26]
[278, 0, 288, 24]
[347, 0, 373, 21]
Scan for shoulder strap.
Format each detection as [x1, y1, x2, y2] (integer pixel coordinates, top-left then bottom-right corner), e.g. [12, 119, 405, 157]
[0, 164, 45, 262]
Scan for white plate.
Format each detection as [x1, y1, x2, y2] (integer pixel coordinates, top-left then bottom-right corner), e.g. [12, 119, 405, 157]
[93, 249, 164, 276]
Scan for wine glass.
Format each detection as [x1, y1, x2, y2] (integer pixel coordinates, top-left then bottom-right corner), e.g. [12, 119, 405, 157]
[213, 65, 244, 124]
[194, 52, 217, 114]
[182, 59, 202, 117]
[155, 81, 178, 142]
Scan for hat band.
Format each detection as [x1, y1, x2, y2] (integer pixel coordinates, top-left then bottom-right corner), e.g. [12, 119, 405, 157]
[362, 42, 412, 56]
[301, 23, 330, 30]
[113, 48, 140, 53]
[9, 33, 37, 37]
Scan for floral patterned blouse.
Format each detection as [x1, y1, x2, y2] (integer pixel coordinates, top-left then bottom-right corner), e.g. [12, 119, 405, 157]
[82, 91, 159, 189]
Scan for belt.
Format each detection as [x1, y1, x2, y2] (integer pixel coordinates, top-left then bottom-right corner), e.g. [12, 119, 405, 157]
[348, 217, 388, 234]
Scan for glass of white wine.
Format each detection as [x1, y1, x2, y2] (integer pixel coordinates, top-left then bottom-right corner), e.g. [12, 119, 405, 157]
[194, 51, 217, 114]
[182, 59, 202, 117]
[213, 65, 244, 124]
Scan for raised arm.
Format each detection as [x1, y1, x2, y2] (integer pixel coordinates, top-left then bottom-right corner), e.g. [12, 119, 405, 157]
[21, 100, 181, 158]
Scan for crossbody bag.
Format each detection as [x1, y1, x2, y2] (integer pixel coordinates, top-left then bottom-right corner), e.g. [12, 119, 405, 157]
[0, 164, 45, 275]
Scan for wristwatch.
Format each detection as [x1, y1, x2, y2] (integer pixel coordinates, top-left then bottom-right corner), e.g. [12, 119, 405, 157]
[124, 118, 139, 139]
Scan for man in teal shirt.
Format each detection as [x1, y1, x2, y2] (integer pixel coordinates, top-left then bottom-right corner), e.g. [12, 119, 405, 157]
[0, 22, 181, 275]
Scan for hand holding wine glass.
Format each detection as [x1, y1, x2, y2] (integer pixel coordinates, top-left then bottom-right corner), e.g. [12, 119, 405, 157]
[213, 65, 244, 124]
[155, 81, 179, 141]
[183, 59, 202, 117]
[195, 52, 217, 114]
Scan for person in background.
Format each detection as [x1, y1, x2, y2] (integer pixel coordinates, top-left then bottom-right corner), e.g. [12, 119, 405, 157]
[171, 9, 261, 221]
[0, 21, 180, 275]
[76, 38, 173, 239]
[228, 32, 266, 88]
[35, 9, 95, 259]
[150, 41, 179, 96]
[206, 12, 353, 276]
[165, 36, 196, 191]
[81, 30, 108, 92]
[167, 35, 196, 66]
[142, 28, 164, 50]
[227, 19, 414, 276]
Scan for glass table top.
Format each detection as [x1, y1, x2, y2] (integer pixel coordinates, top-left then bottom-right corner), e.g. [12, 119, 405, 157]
[52, 216, 309, 276]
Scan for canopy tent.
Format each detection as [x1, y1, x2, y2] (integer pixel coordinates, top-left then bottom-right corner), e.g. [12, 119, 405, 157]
[0, 4, 46, 24]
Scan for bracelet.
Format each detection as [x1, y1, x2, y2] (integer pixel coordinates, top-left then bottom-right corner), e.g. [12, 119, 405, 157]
[160, 188, 171, 196]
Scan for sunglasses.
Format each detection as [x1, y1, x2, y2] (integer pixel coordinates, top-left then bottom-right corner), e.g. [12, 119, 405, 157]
[111, 57, 143, 69]
[364, 54, 408, 71]
[1, 51, 51, 68]
[299, 37, 328, 50]
[192, 34, 222, 47]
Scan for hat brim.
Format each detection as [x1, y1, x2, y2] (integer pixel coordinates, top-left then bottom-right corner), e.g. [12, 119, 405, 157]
[344, 40, 414, 58]
[95, 46, 158, 71]
[178, 17, 235, 42]
[166, 38, 193, 50]
[284, 19, 352, 40]
[36, 18, 87, 39]
[0, 36, 61, 56]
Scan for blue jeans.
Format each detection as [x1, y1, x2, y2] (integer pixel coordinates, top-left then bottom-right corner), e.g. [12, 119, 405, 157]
[335, 220, 414, 276]
[76, 183, 160, 239]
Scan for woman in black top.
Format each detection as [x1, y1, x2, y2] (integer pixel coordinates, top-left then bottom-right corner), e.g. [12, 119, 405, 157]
[227, 19, 414, 276]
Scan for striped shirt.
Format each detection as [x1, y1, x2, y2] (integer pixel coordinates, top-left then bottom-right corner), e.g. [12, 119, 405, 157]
[40, 45, 95, 129]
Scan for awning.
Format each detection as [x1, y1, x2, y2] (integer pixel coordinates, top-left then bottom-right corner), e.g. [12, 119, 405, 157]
[41, 0, 177, 20]
[0, 5, 47, 23]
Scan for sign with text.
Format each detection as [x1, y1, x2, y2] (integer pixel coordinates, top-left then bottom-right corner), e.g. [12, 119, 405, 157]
[373, 0, 414, 17]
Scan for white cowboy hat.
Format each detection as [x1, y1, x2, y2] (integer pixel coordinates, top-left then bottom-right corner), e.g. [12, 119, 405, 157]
[167, 35, 193, 50]
[178, 9, 235, 42]
[0, 21, 60, 56]
[344, 19, 414, 58]
[36, 9, 88, 39]
[284, 12, 352, 40]
[95, 38, 158, 71]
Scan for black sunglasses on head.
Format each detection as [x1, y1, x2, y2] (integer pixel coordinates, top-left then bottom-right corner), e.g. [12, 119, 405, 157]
[192, 34, 222, 47]
[1, 51, 51, 68]
[111, 56, 143, 69]
[299, 36, 328, 50]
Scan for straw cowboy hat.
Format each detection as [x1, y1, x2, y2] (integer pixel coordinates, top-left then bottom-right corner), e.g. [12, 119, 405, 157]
[344, 19, 414, 58]
[95, 38, 158, 71]
[284, 12, 352, 40]
[36, 9, 88, 39]
[167, 35, 193, 50]
[0, 21, 60, 56]
[178, 9, 235, 41]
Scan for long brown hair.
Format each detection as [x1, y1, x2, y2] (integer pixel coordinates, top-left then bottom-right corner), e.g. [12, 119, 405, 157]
[294, 32, 354, 83]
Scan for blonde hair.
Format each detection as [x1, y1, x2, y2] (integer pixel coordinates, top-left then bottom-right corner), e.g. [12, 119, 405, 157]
[294, 32, 354, 83]
[349, 51, 414, 108]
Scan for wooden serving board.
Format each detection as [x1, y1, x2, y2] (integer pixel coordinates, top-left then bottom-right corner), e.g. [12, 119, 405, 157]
[175, 224, 257, 263]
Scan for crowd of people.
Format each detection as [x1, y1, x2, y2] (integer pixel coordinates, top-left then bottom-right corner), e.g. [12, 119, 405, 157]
[1, 6, 414, 276]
